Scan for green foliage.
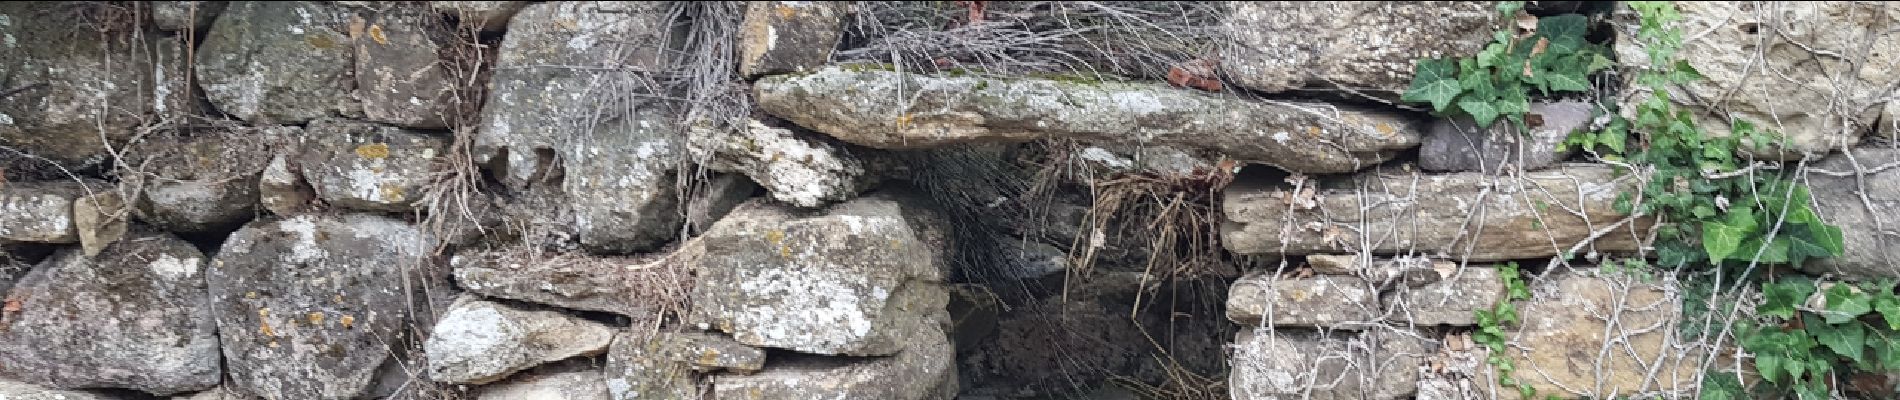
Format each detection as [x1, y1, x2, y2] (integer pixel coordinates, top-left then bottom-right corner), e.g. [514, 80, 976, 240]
[1473, 262, 1538, 398]
[1738, 279, 1900, 399]
[1401, 2, 1610, 128]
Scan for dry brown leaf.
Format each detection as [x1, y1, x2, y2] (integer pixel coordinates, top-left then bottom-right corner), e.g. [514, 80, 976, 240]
[1530, 37, 1549, 57]
[2, 297, 20, 314]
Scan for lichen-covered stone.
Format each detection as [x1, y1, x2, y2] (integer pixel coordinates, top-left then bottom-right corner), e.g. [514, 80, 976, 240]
[739, 1, 848, 78]
[355, 5, 456, 129]
[691, 119, 871, 208]
[207, 214, 434, 399]
[470, 365, 610, 400]
[1500, 269, 1700, 399]
[1805, 148, 1900, 279]
[1075, 143, 1230, 179]
[755, 66, 1421, 174]
[127, 131, 274, 232]
[710, 320, 958, 400]
[196, 1, 359, 124]
[1228, 327, 1429, 400]
[689, 197, 951, 356]
[171, 386, 255, 400]
[0, 3, 182, 168]
[424, 296, 616, 384]
[0, 180, 114, 244]
[685, 174, 760, 235]
[298, 119, 447, 212]
[451, 246, 696, 319]
[603, 331, 702, 400]
[0, 379, 116, 400]
[661, 332, 767, 373]
[259, 150, 316, 216]
[1385, 266, 1502, 326]
[1226, 273, 1378, 329]
[1220, 1, 1499, 94]
[1223, 164, 1651, 261]
[1613, 1, 1900, 159]
[0, 231, 219, 395]
[1418, 101, 1591, 173]
[475, 1, 684, 253]
[431, 1, 527, 32]
[153, 1, 227, 32]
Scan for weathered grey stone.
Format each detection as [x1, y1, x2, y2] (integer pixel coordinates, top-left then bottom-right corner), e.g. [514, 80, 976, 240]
[603, 331, 702, 400]
[710, 321, 958, 400]
[739, 1, 848, 78]
[258, 150, 316, 216]
[0, 180, 108, 243]
[470, 366, 610, 400]
[431, 2, 528, 32]
[0, 3, 183, 168]
[996, 240, 1069, 280]
[207, 214, 434, 400]
[755, 66, 1422, 174]
[0, 380, 116, 400]
[1306, 254, 1362, 275]
[355, 6, 456, 129]
[1222, 164, 1651, 261]
[0, 254, 25, 295]
[1075, 143, 1231, 179]
[1228, 327, 1430, 400]
[424, 296, 617, 384]
[1385, 266, 1502, 326]
[476, 1, 684, 253]
[1220, 1, 1499, 94]
[298, 119, 447, 212]
[685, 174, 759, 235]
[664, 332, 767, 373]
[1226, 273, 1378, 329]
[196, 1, 359, 124]
[153, 1, 227, 32]
[1613, 1, 1900, 160]
[1419, 101, 1592, 173]
[450, 247, 696, 319]
[690, 119, 871, 208]
[1500, 268, 1700, 399]
[171, 386, 256, 400]
[1804, 148, 1900, 279]
[0, 231, 218, 395]
[127, 132, 273, 232]
[689, 197, 950, 356]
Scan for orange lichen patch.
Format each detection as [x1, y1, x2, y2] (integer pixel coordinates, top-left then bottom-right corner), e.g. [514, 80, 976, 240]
[340, 314, 356, 329]
[1375, 123, 1397, 136]
[775, 4, 798, 19]
[1306, 126, 1322, 137]
[555, 18, 578, 30]
[896, 113, 915, 129]
[378, 184, 406, 202]
[368, 24, 388, 45]
[355, 143, 390, 159]
[764, 230, 785, 245]
[698, 349, 722, 366]
[307, 312, 326, 326]
[306, 34, 336, 49]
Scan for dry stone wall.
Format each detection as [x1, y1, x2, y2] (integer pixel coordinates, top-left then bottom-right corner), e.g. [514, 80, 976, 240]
[0, 1, 1895, 400]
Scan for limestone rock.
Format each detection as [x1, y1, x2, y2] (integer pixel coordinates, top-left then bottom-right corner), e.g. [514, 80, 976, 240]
[0, 254, 26, 295]
[710, 321, 958, 400]
[259, 150, 316, 216]
[355, 6, 456, 129]
[1805, 148, 1900, 279]
[739, 1, 849, 78]
[602, 331, 702, 400]
[0, 3, 182, 168]
[685, 174, 759, 235]
[127, 131, 274, 232]
[1385, 265, 1503, 326]
[298, 119, 447, 212]
[1307, 254, 1362, 275]
[424, 296, 617, 384]
[1222, 164, 1651, 261]
[1418, 101, 1592, 173]
[206, 214, 435, 399]
[1226, 273, 1378, 329]
[475, 1, 684, 253]
[153, 1, 227, 32]
[196, 1, 359, 124]
[0, 231, 219, 395]
[690, 120, 871, 208]
[470, 366, 610, 400]
[1228, 327, 1430, 400]
[0, 380, 116, 400]
[431, 2, 528, 32]
[1613, 1, 1900, 159]
[664, 332, 767, 373]
[450, 247, 695, 319]
[754, 66, 1422, 174]
[0, 180, 110, 243]
[689, 197, 951, 356]
[1220, 1, 1500, 94]
[1075, 143, 1231, 179]
[171, 386, 255, 400]
[1500, 269, 1700, 399]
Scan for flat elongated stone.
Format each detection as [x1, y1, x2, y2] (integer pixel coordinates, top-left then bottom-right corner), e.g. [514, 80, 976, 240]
[755, 66, 1421, 174]
[1228, 327, 1430, 400]
[424, 296, 617, 384]
[1220, 2, 1499, 94]
[1226, 273, 1378, 329]
[1222, 164, 1650, 261]
[1385, 266, 1502, 326]
[1806, 148, 1900, 279]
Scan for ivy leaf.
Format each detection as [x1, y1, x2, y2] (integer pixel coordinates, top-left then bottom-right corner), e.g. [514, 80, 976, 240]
[1461, 99, 1501, 128]
[1755, 352, 1784, 384]
[1824, 283, 1873, 324]
[1403, 59, 1462, 111]
[1760, 279, 1816, 320]
[1816, 321, 1868, 364]
[1537, 14, 1590, 55]
[1670, 59, 1705, 83]
[1495, 89, 1531, 117]
[1587, 53, 1615, 73]
[1702, 208, 1756, 262]
[1874, 292, 1900, 330]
